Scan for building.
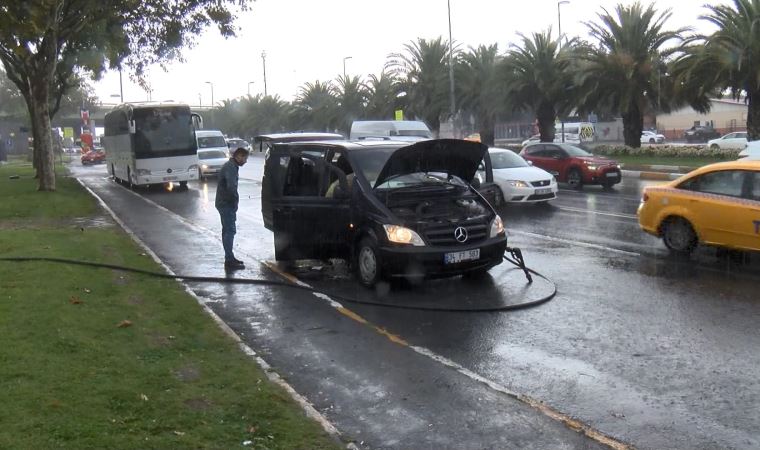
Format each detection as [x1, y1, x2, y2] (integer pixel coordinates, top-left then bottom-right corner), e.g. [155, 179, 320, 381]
[656, 98, 747, 140]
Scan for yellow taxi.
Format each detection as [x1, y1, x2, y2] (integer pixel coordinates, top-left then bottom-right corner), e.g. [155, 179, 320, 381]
[638, 160, 760, 254]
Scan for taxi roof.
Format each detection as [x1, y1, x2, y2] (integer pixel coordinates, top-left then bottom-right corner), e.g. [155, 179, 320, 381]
[685, 159, 760, 176]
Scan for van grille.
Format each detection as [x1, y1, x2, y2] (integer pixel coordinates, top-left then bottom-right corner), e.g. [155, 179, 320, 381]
[423, 219, 489, 246]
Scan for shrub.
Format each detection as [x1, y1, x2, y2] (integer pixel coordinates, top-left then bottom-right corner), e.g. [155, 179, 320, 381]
[589, 144, 740, 159]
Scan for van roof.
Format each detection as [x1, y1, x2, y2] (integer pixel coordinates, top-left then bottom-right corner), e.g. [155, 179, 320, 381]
[195, 130, 225, 136]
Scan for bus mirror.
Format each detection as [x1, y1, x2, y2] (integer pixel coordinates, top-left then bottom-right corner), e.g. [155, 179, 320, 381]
[191, 113, 203, 130]
[128, 120, 136, 134]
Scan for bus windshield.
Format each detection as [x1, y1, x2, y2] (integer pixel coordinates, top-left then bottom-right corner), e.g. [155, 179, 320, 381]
[133, 107, 196, 157]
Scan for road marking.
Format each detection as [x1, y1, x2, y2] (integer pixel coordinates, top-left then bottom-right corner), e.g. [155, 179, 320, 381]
[557, 189, 642, 202]
[83, 176, 631, 450]
[555, 205, 639, 220]
[510, 230, 641, 256]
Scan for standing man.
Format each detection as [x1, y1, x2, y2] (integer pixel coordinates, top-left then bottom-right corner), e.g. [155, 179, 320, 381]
[216, 147, 249, 269]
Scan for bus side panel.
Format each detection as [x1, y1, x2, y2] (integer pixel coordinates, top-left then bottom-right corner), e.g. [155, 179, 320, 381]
[104, 133, 134, 182]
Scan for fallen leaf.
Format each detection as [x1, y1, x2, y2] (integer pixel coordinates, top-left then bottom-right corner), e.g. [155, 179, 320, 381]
[117, 320, 133, 328]
[173, 430, 185, 436]
[69, 296, 83, 305]
[248, 426, 257, 434]
[140, 394, 149, 401]
[83, 288, 92, 294]
[242, 441, 253, 447]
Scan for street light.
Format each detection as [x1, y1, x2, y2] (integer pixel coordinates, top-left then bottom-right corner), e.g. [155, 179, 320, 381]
[557, 0, 570, 48]
[204, 81, 214, 107]
[247, 81, 255, 96]
[343, 56, 352, 78]
[261, 51, 268, 96]
[557, 0, 570, 143]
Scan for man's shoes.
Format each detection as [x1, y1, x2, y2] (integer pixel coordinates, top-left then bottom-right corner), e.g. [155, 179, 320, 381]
[224, 259, 245, 270]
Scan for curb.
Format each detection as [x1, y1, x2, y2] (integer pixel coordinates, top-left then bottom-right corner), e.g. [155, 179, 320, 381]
[621, 169, 683, 181]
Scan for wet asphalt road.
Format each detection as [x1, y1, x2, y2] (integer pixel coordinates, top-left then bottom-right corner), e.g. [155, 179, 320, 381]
[72, 157, 760, 450]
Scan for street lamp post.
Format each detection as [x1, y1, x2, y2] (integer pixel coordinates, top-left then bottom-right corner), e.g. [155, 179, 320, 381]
[204, 81, 214, 107]
[447, 0, 456, 133]
[343, 56, 353, 78]
[261, 51, 268, 96]
[118, 68, 124, 103]
[557, 0, 570, 142]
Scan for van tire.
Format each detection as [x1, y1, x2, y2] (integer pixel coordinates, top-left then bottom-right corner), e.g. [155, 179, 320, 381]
[356, 236, 382, 287]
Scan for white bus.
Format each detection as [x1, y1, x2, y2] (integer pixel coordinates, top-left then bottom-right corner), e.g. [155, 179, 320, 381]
[104, 102, 202, 189]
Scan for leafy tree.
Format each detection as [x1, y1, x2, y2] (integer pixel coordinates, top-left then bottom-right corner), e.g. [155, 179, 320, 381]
[578, 2, 686, 147]
[502, 31, 577, 143]
[294, 80, 339, 132]
[387, 37, 455, 134]
[332, 75, 367, 135]
[456, 44, 504, 146]
[363, 70, 402, 120]
[672, 0, 760, 139]
[0, 0, 248, 191]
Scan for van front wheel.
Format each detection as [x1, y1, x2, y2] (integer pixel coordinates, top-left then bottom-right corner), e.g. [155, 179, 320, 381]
[356, 236, 382, 287]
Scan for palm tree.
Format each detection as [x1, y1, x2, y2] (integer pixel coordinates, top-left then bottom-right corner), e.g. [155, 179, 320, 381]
[333, 75, 367, 135]
[456, 44, 504, 146]
[294, 80, 339, 132]
[502, 30, 577, 143]
[387, 37, 454, 134]
[578, 2, 687, 147]
[364, 70, 401, 120]
[238, 94, 295, 136]
[672, 0, 760, 139]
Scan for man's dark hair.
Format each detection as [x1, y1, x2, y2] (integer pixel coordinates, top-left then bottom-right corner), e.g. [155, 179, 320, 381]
[233, 147, 249, 157]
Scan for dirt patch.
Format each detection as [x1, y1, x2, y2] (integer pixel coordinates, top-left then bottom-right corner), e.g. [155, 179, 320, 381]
[175, 365, 201, 382]
[183, 397, 212, 411]
[112, 270, 130, 286]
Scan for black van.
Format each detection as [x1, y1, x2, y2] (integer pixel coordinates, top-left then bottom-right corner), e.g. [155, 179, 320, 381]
[261, 139, 507, 286]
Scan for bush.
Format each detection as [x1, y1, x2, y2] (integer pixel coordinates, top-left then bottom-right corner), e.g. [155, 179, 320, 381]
[589, 144, 740, 159]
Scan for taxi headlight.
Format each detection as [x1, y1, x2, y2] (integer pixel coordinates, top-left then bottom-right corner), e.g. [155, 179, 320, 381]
[489, 215, 505, 238]
[383, 225, 425, 246]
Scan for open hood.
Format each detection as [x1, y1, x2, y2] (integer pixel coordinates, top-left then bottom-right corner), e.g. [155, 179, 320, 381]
[374, 139, 488, 188]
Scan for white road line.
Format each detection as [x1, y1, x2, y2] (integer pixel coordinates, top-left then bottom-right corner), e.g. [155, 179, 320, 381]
[555, 205, 639, 220]
[510, 229, 641, 256]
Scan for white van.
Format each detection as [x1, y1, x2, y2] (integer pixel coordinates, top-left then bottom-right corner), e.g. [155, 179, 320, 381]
[196, 130, 229, 178]
[349, 120, 433, 141]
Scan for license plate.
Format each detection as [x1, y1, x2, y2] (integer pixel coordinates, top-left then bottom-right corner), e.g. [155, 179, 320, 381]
[444, 249, 480, 264]
[163, 176, 178, 181]
[535, 188, 552, 195]
[605, 172, 618, 178]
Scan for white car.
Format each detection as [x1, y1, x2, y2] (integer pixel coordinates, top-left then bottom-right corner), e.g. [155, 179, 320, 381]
[708, 131, 748, 150]
[197, 149, 229, 179]
[738, 140, 760, 160]
[641, 130, 665, 144]
[487, 148, 558, 204]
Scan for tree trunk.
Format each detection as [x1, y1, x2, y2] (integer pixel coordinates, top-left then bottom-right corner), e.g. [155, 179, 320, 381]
[478, 115, 495, 147]
[29, 74, 56, 191]
[536, 103, 556, 142]
[622, 100, 643, 148]
[747, 91, 760, 141]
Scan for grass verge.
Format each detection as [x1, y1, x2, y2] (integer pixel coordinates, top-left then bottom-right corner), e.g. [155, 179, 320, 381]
[0, 161, 339, 449]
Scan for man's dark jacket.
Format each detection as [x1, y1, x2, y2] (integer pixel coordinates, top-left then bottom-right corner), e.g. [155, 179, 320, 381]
[215, 158, 239, 210]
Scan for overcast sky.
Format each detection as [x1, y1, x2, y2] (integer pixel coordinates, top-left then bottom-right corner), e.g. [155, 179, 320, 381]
[92, 0, 717, 106]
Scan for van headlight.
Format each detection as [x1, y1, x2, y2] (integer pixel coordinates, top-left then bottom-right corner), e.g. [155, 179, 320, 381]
[489, 215, 505, 237]
[383, 225, 425, 246]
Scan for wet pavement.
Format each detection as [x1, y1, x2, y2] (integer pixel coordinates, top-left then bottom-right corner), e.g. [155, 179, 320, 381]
[71, 158, 760, 450]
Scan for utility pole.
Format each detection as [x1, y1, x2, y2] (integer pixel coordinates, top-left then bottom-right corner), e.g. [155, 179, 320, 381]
[447, 0, 456, 136]
[261, 51, 268, 96]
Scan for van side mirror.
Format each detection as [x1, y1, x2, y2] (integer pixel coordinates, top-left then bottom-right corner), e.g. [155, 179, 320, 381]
[191, 113, 204, 130]
[128, 120, 136, 134]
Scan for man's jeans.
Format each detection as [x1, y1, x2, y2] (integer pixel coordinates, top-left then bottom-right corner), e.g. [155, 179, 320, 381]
[217, 207, 237, 261]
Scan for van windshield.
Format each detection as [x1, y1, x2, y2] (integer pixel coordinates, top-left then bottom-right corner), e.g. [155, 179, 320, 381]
[396, 129, 432, 138]
[198, 136, 226, 148]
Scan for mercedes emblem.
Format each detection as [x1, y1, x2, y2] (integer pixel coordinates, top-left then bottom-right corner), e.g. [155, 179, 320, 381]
[454, 226, 468, 243]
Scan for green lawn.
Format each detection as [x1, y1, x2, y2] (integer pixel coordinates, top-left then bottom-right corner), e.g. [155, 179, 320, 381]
[0, 161, 340, 449]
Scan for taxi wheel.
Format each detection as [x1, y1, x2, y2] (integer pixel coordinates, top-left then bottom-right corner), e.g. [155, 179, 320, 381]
[567, 168, 583, 190]
[356, 236, 381, 287]
[662, 217, 698, 254]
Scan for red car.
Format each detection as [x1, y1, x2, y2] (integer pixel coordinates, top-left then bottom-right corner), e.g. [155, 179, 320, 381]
[80, 148, 106, 165]
[519, 142, 621, 189]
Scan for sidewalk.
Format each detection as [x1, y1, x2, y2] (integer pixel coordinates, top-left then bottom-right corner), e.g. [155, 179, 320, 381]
[621, 163, 692, 181]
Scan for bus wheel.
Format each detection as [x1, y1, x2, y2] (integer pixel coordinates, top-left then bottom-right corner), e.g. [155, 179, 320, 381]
[179, 180, 188, 190]
[127, 167, 134, 190]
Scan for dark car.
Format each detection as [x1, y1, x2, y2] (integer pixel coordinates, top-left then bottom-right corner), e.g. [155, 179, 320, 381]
[81, 147, 106, 165]
[519, 142, 621, 189]
[684, 125, 721, 143]
[261, 139, 508, 286]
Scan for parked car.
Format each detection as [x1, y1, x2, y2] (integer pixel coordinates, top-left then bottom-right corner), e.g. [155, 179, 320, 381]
[484, 148, 557, 204]
[684, 125, 721, 143]
[707, 131, 748, 150]
[739, 140, 760, 160]
[197, 149, 229, 179]
[638, 159, 760, 254]
[81, 147, 106, 165]
[261, 139, 508, 286]
[225, 137, 252, 153]
[520, 142, 621, 189]
[641, 130, 666, 144]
